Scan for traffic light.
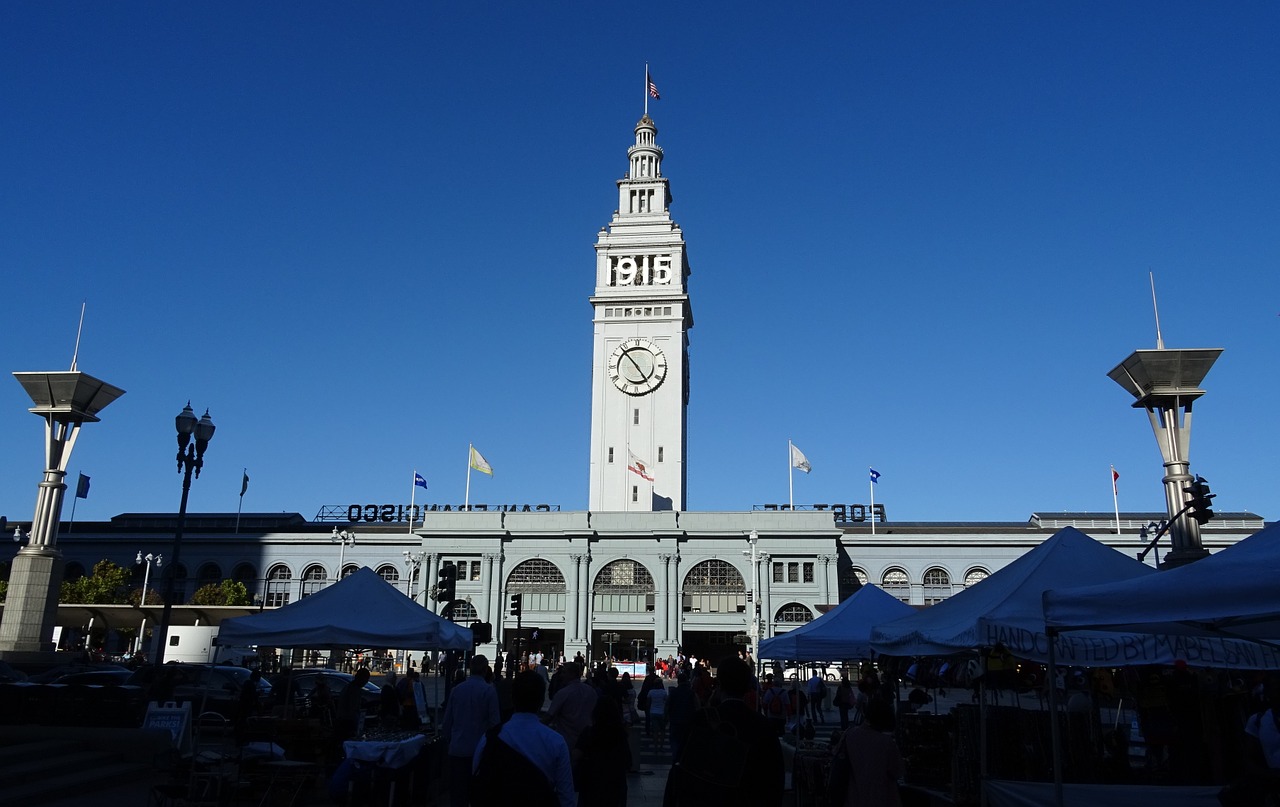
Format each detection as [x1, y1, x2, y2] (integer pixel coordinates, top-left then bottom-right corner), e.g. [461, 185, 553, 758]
[436, 563, 457, 602]
[470, 621, 492, 645]
[509, 593, 523, 618]
[1184, 475, 1216, 525]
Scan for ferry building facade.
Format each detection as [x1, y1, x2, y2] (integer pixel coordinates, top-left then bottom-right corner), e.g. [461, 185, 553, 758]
[5, 114, 1268, 663]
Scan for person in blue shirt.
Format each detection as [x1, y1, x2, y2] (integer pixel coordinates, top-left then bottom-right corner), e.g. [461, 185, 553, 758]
[442, 655, 500, 807]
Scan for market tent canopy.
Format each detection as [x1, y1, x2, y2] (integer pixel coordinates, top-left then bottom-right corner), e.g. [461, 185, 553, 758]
[867, 527, 1202, 667]
[759, 584, 914, 661]
[218, 567, 473, 651]
[1043, 522, 1280, 669]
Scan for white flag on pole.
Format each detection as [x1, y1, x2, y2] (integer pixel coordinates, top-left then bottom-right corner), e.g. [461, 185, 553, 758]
[790, 443, 811, 474]
[469, 446, 494, 476]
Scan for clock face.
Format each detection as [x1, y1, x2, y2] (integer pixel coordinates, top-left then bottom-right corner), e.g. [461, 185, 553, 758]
[607, 338, 668, 396]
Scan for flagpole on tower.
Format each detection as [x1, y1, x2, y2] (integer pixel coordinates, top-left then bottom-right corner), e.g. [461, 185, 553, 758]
[465, 446, 473, 511]
[869, 468, 878, 536]
[788, 441, 795, 509]
[410, 469, 418, 532]
[1111, 466, 1121, 535]
[644, 63, 649, 116]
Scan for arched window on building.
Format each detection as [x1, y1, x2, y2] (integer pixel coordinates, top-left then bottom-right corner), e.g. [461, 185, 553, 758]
[507, 559, 568, 614]
[232, 562, 258, 601]
[449, 601, 479, 624]
[265, 564, 292, 608]
[376, 565, 401, 592]
[850, 567, 868, 587]
[172, 563, 189, 605]
[301, 564, 328, 598]
[197, 562, 222, 587]
[593, 559, 655, 613]
[922, 567, 951, 605]
[340, 563, 359, 580]
[964, 568, 990, 588]
[682, 560, 746, 615]
[881, 568, 910, 602]
[774, 602, 815, 624]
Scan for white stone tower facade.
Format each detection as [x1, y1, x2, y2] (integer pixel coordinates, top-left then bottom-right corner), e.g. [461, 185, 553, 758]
[588, 115, 692, 511]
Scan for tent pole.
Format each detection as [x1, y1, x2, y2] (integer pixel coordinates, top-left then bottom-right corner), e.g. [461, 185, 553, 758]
[1047, 628, 1064, 807]
[979, 654, 988, 807]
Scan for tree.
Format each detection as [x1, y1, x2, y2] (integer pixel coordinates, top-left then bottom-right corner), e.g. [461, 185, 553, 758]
[60, 559, 131, 604]
[189, 579, 252, 607]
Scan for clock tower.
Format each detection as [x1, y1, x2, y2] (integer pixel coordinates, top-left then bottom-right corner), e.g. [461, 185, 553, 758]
[588, 114, 692, 511]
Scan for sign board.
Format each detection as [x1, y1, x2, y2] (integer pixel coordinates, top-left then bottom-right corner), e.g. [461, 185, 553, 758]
[143, 701, 192, 755]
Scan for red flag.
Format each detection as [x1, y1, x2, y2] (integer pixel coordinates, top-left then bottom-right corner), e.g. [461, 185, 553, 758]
[1112, 467, 1119, 495]
[647, 72, 660, 100]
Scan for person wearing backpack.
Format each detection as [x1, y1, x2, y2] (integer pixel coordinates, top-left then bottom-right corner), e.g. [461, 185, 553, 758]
[664, 656, 784, 806]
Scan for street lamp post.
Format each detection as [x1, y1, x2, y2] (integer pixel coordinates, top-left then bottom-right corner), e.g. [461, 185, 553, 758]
[403, 550, 427, 600]
[135, 551, 162, 656]
[153, 403, 215, 666]
[332, 527, 356, 582]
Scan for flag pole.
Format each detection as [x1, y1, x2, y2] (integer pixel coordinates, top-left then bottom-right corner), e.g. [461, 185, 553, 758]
[869, 471, 876, 536]
[1111, 465, 1121, 535]
[68, 489, 79, 533]
[644, 63, 649, 116]
[787, 441, 795, 509]
[410, 469, 418, 533]
[236, 467, 246, 534]
[465, 446, 472, 511]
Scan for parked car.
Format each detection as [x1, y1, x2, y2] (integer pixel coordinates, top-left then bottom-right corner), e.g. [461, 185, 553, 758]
[49, 669, 134, 686]
[271, 668, 381, 713]
[782, 663, 845, 681]
[28, 662, 127, 684]
[126, 663, 272, 717]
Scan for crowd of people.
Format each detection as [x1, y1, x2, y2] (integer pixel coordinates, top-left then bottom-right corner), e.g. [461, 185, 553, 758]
[425, 651, 910, 807]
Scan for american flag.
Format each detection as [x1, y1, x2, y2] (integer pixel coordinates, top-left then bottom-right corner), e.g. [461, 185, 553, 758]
[647, 72, 660, 100]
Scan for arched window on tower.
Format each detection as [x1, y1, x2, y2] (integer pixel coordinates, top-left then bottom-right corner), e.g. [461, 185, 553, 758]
[922, 567, 951, 605]
[881, 568, 910, 603]
[593, 559, 654, 613]
[681, 560, 746, 615]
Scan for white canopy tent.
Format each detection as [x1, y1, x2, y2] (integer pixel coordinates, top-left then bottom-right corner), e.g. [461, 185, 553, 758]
[759, 583, 914, 661]
[218, 567, 473, 651]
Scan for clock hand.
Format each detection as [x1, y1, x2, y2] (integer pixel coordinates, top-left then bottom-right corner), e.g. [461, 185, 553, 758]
[624, 353, 647, 379]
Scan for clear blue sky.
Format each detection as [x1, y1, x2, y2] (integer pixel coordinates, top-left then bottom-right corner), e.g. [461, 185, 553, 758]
[2, 2, 1277, 525]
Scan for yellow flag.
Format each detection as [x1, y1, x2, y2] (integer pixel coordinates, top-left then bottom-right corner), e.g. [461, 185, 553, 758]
[470, 446, 494, 476]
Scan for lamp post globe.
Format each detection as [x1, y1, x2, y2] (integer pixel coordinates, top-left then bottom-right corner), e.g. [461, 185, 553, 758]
[153, 403, 214, 666]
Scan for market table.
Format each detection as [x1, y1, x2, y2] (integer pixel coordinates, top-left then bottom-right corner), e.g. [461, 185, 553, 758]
[342, 731, 428, 806]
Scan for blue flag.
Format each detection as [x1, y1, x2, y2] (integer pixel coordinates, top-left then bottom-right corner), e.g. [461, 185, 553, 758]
[75, 473, 91, 499]
[414, 472, 428, 490]
[869, 468, 881, 484]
